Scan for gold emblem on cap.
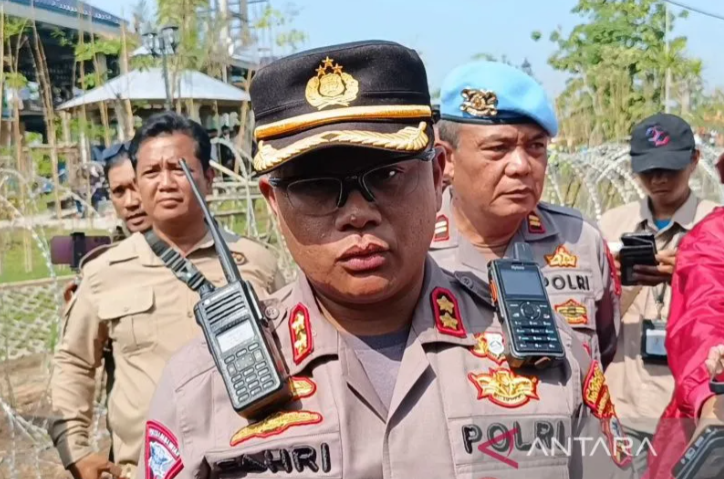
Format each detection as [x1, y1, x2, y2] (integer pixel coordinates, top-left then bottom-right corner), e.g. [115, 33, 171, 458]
[306, 56, 359, 110]
[460, 88, 498, 117]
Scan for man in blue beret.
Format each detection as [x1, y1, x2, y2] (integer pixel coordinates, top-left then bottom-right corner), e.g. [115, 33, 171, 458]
[430, 61, 621, 370]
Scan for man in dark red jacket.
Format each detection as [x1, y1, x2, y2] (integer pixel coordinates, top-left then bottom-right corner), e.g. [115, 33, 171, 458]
[646, 161, 724, 478]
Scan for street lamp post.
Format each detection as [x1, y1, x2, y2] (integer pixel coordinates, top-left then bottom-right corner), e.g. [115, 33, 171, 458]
[142, 26, 179, 111]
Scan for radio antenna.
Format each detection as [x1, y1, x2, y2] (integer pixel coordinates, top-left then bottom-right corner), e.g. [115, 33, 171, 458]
[180, 159, 241, 284]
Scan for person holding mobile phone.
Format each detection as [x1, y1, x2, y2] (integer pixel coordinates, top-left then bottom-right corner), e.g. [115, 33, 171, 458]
[598, 113, 718, 475]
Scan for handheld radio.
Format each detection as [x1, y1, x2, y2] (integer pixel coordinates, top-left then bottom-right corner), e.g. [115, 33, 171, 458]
[488, 243, 566, 369]
[673, 425, 724, 479]
[180, 159, 292, 418]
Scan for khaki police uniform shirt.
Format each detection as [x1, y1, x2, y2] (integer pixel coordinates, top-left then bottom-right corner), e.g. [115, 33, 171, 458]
[598, 193, 717, 434]
[49, 230, 286, 476]
[430, 188, 621, 368]
[139, 257, 634, 479]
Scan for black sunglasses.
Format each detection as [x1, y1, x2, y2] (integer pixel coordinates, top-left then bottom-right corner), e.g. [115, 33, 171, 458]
[268, 149, 437, 216]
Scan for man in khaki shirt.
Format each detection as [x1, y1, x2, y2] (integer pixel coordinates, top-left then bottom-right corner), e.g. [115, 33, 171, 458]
[49, 112, 285, 479]
[140, 41, 634, 479]
[598, 113, 717, 474]
[430, 60, 621, 368]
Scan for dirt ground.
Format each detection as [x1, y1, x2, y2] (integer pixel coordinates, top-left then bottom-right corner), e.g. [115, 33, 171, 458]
[0, 353, 110, 479]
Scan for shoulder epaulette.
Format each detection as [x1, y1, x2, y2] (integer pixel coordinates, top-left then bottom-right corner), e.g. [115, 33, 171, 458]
[537, 201, 583, 220]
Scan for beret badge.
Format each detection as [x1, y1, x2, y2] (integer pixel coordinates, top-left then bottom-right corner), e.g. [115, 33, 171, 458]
[460, 88, 498, 117]
[305, 56, 359, 110]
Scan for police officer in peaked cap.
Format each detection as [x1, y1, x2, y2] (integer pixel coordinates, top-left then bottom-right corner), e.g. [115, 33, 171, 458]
[431, 61, 622, 370]
[140, 41, 634, 479]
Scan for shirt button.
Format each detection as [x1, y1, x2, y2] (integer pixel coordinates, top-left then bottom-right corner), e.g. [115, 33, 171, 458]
[187, 311, 192, 318]
[264, 307, 279, 320]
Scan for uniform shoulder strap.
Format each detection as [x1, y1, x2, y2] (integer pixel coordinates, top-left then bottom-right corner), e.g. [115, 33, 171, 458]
[143, 229, 213, 293]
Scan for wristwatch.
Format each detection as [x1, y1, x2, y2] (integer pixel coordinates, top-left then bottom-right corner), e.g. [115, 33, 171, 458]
[711, 379, 724, 395]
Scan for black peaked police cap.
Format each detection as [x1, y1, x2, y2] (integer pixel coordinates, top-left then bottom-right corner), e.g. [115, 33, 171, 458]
[249, 40, 434, 174]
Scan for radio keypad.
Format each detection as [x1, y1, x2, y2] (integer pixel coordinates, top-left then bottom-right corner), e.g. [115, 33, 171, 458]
[226, 340, 277, 403]
[507, 301, 560, 353]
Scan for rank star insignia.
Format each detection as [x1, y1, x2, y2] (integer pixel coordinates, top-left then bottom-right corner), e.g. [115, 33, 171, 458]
[290, 376, 317, 400]
[555, 299, 589, 325]
[230, 410, 323, 447]
[460, 88, 498, 117]
[545, 245, 578, 268]
[527, 212, 546, 234]
[431, 287, 467, 338]
[471, 332, 506, 365]
[305, 56, 359, 110]
[289, 303, 313, 365]
[433, 214, 450, 242]
[467, 368, 539, 408]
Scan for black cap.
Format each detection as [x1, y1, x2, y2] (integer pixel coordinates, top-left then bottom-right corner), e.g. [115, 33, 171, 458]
[249, 40, 433, 174]
[630, 113, 695, 174]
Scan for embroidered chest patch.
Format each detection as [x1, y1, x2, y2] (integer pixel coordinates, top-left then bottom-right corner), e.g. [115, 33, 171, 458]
[467, 368, 540, 408]
[231, 410, 323, 447]
[471, 332, 506, 364]
[545, 245, 578, 268]
[554, 299, 589, 325]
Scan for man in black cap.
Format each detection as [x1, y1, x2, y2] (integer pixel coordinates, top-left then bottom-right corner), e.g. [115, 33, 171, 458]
[599, 112, 718, 474]
[140, 40, 634, 479]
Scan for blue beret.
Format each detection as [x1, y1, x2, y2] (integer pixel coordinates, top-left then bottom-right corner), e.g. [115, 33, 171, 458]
[440, 61, 558, 137]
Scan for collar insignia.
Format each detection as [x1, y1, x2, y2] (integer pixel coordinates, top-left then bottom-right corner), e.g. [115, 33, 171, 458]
[471, 332, 506, 364]
[289, 303, 313, 365]
[290, 376, 317, 400]
[467, 368, 539, 408]
[305, 56, 359, 110]
[527, 212, 546, 234]
[230, 410, 323, 447]
[555, 299, 589, 325]
[460, 88, 498, 117]
[545, 245, 578, 268]
[433, 214, 450, 242]
[431, 287, 467, 338]
[583, 361, 632, 468]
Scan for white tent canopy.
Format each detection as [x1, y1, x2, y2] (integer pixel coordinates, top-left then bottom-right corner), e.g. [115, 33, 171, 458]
[57, 68, 250, 110]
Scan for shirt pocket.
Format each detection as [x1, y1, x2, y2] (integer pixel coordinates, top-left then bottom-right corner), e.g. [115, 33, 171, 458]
[98, 287, 156, 355]
[202, 431, 342, 479]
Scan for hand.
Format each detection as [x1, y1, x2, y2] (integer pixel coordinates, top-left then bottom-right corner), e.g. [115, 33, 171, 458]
[68, 453, 122, 479]
[705, 344, 724, 379]
[632, 248, 676, 286]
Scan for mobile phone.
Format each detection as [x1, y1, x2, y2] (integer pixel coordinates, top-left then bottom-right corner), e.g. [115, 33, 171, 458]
[50, 233, 112, 270]
[488, 256, 566, 369]
[621, 232, 657, 249]
[619, 233, 658, 286]
[673, 425, 724, 479]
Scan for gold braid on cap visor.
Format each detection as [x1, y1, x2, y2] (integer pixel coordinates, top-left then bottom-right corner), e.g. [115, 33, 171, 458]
[253, 121, 430, 173]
